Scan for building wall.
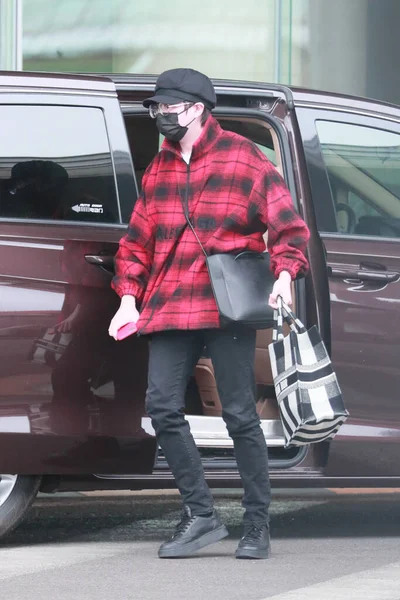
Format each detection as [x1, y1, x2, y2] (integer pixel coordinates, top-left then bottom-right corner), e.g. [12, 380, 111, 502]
[1, 0, 399, 105]
[307, 0, 368, 97]
[366, 0, 400, 104]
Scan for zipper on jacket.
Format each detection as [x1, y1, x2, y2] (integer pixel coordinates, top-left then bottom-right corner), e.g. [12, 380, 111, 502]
[184, 161, 190, 220]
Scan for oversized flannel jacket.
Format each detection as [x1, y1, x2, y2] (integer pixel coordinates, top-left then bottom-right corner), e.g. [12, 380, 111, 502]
[112, 117, 310, 335]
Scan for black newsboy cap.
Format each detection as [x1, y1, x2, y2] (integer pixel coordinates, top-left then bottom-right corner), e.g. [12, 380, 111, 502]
[143, 68, 217, 110]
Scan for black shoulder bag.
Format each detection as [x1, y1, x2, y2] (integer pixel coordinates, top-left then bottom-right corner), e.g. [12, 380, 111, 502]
[182, 198, 276, 329]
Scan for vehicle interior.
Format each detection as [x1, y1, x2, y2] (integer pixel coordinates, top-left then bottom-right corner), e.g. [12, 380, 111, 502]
[320, 142, 400, 237]
[122, 111, 301, 464]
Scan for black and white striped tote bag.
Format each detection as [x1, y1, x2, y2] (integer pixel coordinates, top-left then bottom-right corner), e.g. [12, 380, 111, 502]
[268, 297, 349, 447]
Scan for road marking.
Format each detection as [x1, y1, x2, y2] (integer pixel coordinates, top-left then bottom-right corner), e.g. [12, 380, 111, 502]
[262, 560, 400, 600]
[0, 542, 131, 580]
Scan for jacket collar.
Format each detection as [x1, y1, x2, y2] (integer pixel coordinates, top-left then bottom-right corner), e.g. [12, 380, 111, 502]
[161, 116, 222, 161]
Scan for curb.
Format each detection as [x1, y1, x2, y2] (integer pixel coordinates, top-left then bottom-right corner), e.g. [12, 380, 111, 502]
[37, 488, 400, 500]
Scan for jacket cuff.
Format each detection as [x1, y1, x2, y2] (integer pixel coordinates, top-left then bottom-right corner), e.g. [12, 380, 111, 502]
[274, 263, 299, 280]
[111, 277, 143, 300]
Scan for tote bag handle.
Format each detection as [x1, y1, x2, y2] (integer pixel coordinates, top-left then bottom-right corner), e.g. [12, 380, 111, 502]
[272, 296, 307, 341]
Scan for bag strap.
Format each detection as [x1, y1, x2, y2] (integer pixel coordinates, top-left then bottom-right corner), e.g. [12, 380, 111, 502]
[179, 183, 208, 258]
[280, 298, 307, 333]
[272, 296, 307, 341]
[272, 297, 285, 341]
[185, 211, 208, 258]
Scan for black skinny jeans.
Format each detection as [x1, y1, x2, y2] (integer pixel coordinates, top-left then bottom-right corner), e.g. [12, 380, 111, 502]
[145, 328, 271, 526]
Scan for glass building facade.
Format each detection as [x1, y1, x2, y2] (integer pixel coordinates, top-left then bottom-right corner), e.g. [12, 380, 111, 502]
[1, 0, 399, 105]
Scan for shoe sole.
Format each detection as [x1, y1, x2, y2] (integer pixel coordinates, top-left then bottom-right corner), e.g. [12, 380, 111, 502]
[235, 546, 271, 560]
[158, 525, 229, 558]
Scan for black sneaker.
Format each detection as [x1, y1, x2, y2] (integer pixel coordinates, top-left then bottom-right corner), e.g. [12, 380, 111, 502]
[158, 505, 229, 558]
[235, 525, 271, 559]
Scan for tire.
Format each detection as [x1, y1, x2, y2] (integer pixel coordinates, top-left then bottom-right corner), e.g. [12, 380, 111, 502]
[0, 475, 41, 540]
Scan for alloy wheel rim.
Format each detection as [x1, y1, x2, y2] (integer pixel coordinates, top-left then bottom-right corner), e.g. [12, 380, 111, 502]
[0, 475, 18, 507]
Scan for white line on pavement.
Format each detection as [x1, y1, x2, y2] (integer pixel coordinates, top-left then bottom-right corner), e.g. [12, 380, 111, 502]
[0, 542, 132, 581]
[262, 560, 400, 600]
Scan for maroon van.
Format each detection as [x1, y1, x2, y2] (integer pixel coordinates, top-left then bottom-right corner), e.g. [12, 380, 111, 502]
[1, 72, 400, 539]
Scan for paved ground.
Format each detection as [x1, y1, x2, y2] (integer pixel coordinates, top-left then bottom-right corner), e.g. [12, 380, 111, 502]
[1, 489, 400, 600]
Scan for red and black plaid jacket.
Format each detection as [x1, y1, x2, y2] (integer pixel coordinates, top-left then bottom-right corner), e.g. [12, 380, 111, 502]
[112, 117, 310, 334]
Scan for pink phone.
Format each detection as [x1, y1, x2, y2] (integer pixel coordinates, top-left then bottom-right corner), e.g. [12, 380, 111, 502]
[116, 321, 138, 340]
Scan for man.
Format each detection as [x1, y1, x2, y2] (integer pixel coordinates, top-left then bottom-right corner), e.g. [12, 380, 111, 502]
[109, 68, 310, 559]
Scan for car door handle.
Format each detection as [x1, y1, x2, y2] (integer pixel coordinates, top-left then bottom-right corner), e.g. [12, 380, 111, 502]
[84, 253, 115, 268]
[330, 267, 399, 283]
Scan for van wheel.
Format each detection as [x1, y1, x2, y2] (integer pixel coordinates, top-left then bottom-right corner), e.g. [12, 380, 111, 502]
[0, 475, 41, 539]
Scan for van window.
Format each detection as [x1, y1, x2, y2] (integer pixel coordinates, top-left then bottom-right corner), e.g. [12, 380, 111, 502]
[316, 120, 400, 237]
[0, 105, 119, 223]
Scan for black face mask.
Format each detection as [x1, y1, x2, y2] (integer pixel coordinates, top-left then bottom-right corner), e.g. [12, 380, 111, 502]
[155, 113, 195, 142]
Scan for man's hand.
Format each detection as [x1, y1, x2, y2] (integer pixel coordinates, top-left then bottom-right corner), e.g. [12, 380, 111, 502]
[108, 295, 139, 340]
[269, 270, 292, 308]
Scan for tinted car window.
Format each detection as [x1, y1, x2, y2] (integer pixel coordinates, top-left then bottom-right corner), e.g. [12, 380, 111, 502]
[316, 120, 400, 237]
[0, 105, 119, 223]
